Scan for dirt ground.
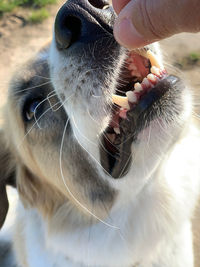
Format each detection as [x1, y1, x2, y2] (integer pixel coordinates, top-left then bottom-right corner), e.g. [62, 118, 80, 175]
[0, 1, 64, 108]
[0, 4, 200, 110]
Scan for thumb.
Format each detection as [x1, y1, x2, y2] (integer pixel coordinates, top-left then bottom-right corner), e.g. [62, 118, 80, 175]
[113, 0, 200, 49]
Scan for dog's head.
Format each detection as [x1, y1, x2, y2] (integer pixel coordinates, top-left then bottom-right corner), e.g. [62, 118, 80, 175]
[0, 0, 192, 227]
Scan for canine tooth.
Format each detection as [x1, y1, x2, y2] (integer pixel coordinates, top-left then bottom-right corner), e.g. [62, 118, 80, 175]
[147, 73, 157, 83]
[114, 128, 120, 135]
[126, 91, 137, 103]
[112, 94, 129, 109]
[147, 50, 164, 69]
[151, 66, 160, 76]
[134, 82, 143, 92]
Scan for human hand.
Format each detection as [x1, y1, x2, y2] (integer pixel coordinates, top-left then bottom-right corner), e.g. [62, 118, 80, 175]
[112, 0, 200, 49]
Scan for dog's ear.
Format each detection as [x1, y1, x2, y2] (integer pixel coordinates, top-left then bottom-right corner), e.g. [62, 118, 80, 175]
[0, 130, 16, 229]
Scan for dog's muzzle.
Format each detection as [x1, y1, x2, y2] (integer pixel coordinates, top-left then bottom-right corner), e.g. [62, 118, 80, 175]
[54, 0, 115, 50]
[53, 1, 181, 180]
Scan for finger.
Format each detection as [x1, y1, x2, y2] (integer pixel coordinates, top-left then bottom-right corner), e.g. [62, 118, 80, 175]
[113, 0, 200, 49]
[112, 0, 130, 14]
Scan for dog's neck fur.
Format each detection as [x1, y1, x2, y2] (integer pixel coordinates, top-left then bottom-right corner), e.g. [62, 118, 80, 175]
[14, 121, 200, 267]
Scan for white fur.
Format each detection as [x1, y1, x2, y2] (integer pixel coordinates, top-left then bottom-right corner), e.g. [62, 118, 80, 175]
[14, 120, 200, 267]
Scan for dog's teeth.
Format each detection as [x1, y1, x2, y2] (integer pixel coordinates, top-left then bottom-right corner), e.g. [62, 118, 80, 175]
[147, 73, 157, 83]
[151, 66, 161, 76]
[126, 91, 137, 103]
[112, 94, 130, 110]
[114, 128, 120, 135]
[134, 82, 143, 92]
[147, 50, 164, 70]
[142, 77, 151, 88]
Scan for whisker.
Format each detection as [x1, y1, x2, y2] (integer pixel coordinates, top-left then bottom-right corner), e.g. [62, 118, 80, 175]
[59, 117, 119, 230]
[32, 75, 50, 80]
[17, 101, 60, 149]
[14, 81, 51, 95]
[18, 93, 74, 148]
[34, 92, 57, 129]
[193, 111, 200, 119]
[35, 93, 74, 129]
[71, 114, 98, 147]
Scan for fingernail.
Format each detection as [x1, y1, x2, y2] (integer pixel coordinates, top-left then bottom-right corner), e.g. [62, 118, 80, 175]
[114, 17, 146, 50]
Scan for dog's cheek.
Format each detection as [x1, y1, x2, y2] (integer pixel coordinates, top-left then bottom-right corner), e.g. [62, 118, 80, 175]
[0, 131, 16, 229]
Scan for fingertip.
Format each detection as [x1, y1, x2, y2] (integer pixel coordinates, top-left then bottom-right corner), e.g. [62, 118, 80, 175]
[114, 17, 149, 50]
[112, 0, 131, 14]
[112, 0, 119, 14]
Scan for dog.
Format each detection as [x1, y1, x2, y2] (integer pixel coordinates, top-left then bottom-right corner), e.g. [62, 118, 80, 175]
[1, 0, 200, 266]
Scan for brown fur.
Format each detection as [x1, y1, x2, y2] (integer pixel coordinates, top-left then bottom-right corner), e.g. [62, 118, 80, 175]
[0, 131, 15, 229]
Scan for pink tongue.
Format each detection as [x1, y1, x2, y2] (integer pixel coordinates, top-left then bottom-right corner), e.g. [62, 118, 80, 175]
[127, 54, 149, 79]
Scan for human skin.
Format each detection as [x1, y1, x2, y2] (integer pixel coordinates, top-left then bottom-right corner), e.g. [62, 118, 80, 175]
[112, 0, 200, 49]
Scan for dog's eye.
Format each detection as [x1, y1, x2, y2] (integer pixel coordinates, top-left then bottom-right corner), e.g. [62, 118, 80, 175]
[23, 99, 42, 122]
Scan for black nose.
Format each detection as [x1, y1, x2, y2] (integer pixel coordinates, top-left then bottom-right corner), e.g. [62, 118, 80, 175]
[54, 0, 116, 50]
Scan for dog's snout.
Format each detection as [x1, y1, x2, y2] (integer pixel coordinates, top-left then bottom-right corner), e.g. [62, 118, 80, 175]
[55, 14, 82, 50]
[88, 0, 110, 9]
[54, 0, 115, 50]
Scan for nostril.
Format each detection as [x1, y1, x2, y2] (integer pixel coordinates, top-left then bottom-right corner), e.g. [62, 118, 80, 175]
[88, 0, 110, 9]
[55, 0, 114, 50]
[65, 16, 82, 44]
[55, 14, 82, 50]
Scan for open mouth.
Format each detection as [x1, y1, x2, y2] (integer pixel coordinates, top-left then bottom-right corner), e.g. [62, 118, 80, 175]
[100, 49, 172, 179]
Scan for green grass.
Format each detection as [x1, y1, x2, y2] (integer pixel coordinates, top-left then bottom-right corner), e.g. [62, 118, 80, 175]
[189, 52, 200, 62]
[27, 0, 57, 7]
[28, 7, 49, 23]
[175, 51, 200, 70]
[0, 1, 18, 13]
[0, 0, 57, 15]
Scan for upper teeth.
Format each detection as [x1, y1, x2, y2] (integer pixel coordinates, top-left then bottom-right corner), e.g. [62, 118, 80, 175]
[147, 74, 157, 83]
[151, 66, 160, 76]
[112, 50, 165, 108]
[126, 91, 137, 103]
[142, 77, 151, 88]
[112, 95, 129, 110]
[147, 50, 164, 70]
[134, 82, 143, 92]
